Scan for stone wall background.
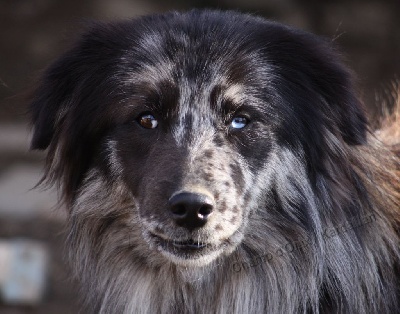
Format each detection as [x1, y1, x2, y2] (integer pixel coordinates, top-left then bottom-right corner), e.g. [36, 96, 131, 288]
[0, 0, 399, 313]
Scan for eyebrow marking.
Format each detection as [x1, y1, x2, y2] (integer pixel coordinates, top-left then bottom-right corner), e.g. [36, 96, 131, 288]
[223, 84, 245, 104]
[210, 83, 245, 110]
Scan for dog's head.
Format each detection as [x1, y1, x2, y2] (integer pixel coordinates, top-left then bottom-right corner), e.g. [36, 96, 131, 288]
[30, 10, 367, 267]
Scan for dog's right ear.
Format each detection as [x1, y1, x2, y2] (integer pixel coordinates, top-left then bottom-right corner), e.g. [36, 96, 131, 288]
[30, 53, 78, 150]
[29, 22, 121, 151]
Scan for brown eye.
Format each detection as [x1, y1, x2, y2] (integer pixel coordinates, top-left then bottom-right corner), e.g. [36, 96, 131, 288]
[138, 113, 158, 129]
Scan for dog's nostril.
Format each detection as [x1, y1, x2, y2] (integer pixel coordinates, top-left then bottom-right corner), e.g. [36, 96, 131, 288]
[198, 205, 213, 218]
[171, 204, 186, 217]
[168, 192, 214, 231]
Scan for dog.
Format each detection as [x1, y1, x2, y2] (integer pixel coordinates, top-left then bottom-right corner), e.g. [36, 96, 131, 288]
[30, 10, 400, 313]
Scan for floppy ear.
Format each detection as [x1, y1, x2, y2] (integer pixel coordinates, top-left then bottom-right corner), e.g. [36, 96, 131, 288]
[316, 54, 368, 146]
[30, 22, 128, 151]
[30, 54, 80, 150]
[29, 23, 133, 201]
[268, 29, 368, 146]
[29, 44, 99, 203]
[305, 34, 368, 146]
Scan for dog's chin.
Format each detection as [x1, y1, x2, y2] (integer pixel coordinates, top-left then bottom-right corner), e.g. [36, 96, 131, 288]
[147, 232, 240, 267]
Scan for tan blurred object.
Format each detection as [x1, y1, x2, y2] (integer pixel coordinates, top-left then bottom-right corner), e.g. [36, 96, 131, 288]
[375, 82, 400, 148]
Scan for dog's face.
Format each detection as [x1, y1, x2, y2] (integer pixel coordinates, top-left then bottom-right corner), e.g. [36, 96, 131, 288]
[110, 56, 276, 265]
[30, 10, 367, 267]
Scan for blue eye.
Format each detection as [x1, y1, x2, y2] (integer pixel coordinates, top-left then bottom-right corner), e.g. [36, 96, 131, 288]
[230, 116, 248, 129]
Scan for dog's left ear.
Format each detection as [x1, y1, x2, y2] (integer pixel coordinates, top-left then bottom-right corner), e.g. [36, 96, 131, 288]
[323, 64, 368, 146]
[306, 35, 368, 145]
[268, 29, 368, 146]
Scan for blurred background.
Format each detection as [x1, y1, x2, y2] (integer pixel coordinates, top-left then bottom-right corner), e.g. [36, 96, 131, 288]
[0, 0, 399, 313]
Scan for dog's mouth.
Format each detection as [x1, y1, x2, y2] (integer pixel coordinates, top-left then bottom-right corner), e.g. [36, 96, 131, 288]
[171, 238, 208, 250]
[146, 228, 243, 265]
[149, 232, 220, 260]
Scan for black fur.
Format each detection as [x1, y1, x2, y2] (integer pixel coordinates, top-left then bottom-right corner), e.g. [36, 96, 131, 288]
[30, 10, 400, 313]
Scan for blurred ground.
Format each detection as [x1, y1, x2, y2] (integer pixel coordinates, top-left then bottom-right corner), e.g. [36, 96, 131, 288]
[0, 0, 399, 313]
[0, 128, 78, 314]
[0, 124, 79, 313]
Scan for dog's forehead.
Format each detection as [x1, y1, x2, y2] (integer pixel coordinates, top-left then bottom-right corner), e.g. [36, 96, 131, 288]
[128, 29, 263, 110]
[133, 24, 263, 79]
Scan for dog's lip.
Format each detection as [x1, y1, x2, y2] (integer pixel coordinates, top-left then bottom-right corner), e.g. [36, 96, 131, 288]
[149, 232, 212, 252]
[171, 239, 207, 250]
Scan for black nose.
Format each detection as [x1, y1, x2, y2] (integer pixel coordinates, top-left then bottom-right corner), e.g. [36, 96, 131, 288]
[168, 192, 214, 231]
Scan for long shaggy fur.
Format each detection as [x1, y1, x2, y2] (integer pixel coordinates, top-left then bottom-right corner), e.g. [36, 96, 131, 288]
[30, 10, 400, 313]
